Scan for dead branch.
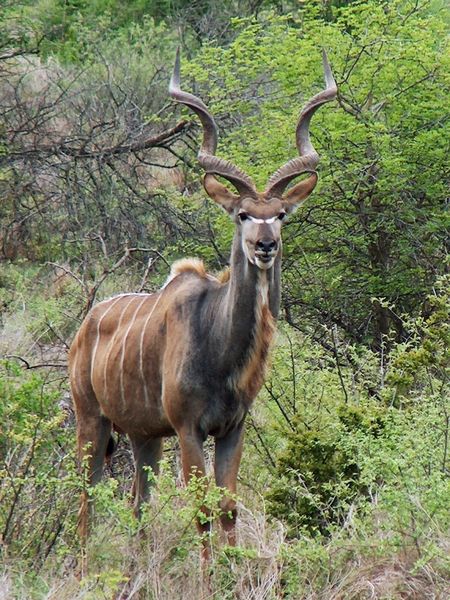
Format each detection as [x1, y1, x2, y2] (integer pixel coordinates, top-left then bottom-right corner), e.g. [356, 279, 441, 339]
[4, 355, 67, 370]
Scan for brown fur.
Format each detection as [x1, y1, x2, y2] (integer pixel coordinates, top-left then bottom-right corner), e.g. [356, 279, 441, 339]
[237, 304, 275, 400]
[232, 274, 276, 400]
[216, 267, 231, 283]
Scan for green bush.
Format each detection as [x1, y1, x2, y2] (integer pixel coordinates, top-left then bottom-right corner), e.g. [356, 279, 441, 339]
[266, 403, 386, 536]
[265, 277, 449, 565]
[0, 361, 78, 568]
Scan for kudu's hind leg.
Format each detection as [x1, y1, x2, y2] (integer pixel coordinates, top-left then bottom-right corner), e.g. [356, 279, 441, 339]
[130, 436, 163, 518]
[76, 411, 112, 541]
[214, 423, 245, 546]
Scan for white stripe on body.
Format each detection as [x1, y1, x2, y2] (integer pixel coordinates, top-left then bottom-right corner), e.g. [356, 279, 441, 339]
[70, 349, 79, 398]
[96, 292, 150, 305]
[90, 296, 124, 388]
[102, 296, 138, 400]
[119, 296, 149, 406]
[139, 292, 165, 407]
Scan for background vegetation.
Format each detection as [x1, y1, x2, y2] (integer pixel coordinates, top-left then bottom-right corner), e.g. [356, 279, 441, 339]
[1, 0, 449, 598]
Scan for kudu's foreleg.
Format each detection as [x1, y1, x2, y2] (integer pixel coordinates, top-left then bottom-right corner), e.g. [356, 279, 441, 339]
[130, 436, 163, 518]
[177, 427, 211, 560]
[214, 423, 245, 547]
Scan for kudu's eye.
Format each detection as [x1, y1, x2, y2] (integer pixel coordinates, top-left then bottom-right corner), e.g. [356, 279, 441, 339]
[278, 212, 287, 221]
[238, 212, 249, 222]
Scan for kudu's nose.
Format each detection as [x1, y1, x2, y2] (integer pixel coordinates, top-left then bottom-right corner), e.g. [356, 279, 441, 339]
[255, 239, 277, 254]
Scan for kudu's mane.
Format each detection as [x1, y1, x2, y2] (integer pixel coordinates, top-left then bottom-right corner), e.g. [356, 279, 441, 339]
[164, 257, 230, 286]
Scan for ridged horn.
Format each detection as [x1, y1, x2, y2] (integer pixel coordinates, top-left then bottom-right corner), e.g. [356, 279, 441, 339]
[169, 48, 256, 197]
[265, 50, 337, 198]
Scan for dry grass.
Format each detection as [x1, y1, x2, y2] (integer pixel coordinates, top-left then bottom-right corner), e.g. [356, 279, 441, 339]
[323, 555, 450, 600]
[3, 493, 449, 600]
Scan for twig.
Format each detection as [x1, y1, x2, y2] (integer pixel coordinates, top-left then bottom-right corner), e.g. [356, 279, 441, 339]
[45, 262, 88, 294]
[138, 256, 157, 292]
[84, 246, 169, 314]
[4, 355, 67, 370]
[4, 120, 190, 164]
[331, 325, 349, 404]
[247, 416, 276, 469]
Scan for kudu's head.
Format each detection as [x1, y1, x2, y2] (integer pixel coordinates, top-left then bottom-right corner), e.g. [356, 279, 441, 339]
[169, 49, 337, 270]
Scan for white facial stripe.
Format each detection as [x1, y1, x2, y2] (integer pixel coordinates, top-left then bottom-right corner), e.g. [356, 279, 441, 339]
[247, 215, 278, 224]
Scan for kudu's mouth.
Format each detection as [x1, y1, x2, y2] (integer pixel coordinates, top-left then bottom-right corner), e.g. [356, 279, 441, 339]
[255, 251, 275, 263]
[254, 250, 277, 270]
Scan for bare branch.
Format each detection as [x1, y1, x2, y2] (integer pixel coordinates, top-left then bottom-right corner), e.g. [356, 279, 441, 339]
[4, 355, 67, 370]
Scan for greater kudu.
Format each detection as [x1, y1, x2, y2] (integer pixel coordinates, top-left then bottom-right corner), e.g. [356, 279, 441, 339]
[69, 49, 337, 557]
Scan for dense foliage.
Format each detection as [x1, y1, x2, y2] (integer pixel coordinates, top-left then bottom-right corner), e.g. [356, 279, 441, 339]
[186, 4, 449, 349]
[0, 0, 449, 598]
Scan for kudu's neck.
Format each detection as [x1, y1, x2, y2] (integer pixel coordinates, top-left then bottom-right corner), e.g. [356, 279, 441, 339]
[220, 229, 281, 350]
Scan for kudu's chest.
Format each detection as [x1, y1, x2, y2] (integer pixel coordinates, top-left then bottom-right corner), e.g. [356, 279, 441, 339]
[165, 303, 275, 439]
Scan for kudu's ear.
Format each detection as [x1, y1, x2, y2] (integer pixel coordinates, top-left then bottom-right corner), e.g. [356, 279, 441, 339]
[203, 174, 240, 213]
[282, 172, 318, 212]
